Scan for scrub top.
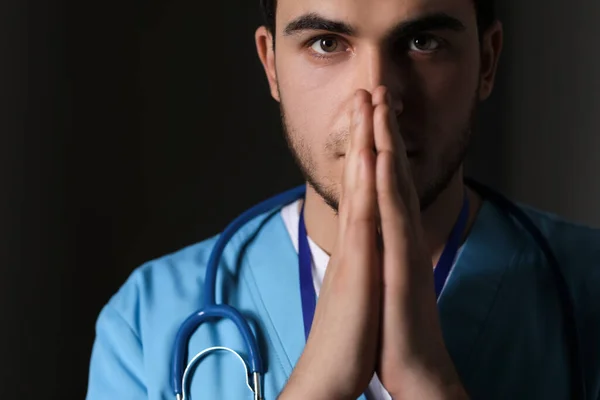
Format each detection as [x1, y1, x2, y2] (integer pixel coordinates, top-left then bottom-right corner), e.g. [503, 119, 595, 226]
[86, 198, 600, 399]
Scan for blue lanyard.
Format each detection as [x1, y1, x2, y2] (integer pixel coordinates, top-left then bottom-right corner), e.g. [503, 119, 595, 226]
[298, 194, 470, 341]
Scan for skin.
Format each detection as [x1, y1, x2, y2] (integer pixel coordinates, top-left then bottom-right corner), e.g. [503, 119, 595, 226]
[255, 0, 503, 398]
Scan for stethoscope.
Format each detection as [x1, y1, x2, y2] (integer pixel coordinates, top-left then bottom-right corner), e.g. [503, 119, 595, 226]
[170, 178, 586, 400]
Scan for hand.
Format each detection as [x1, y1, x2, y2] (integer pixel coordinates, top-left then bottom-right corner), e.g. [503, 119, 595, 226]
[370, 86, 468, 399]
[279, 91, 382, 400]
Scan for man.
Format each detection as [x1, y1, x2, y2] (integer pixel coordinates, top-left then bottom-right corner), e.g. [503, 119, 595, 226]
[86, 0, 600, 399]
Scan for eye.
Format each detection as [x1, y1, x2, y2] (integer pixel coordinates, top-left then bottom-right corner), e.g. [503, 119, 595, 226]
[310, 36, 342, 55]
[409, 35, 442, 52]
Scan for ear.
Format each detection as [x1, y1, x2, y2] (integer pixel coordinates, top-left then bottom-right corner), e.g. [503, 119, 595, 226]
[478, 20, 503, 101]
[255, 26, 280, 102]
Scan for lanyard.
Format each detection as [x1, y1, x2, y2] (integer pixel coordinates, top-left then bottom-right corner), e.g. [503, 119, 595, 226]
[298, 193, 470, 341]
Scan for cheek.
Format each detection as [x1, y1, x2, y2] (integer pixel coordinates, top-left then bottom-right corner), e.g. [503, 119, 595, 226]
[410, 59, 478, 129]
[436, 59, 476, 100]
[278, 46, 347, 92]
[277, 46, 356, 113]
[277, 56, 351, 155]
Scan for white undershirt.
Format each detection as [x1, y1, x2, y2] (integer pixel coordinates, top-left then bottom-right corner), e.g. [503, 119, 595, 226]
[281, 199, 392, 400]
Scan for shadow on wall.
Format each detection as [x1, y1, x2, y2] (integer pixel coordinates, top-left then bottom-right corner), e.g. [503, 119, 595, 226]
[488, 0, 600, 227]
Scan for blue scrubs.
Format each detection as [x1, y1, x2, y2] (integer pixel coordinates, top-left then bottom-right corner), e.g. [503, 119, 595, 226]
[86, 199, 600, 399]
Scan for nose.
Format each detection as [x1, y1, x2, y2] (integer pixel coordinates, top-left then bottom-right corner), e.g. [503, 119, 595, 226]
[354, 45, 404, 108]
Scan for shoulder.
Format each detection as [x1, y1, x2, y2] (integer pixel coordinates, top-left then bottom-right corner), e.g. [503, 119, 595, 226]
[106, 235, 219, 327]
[87, 236, 222, 398]
[517, 204, 600, 274]
[87, 206, 288, 396]
[491, 202, 600, 391]
[101, 203, 288, 338]
[515, 203, 600, 317]
[113, 235, 220, 302]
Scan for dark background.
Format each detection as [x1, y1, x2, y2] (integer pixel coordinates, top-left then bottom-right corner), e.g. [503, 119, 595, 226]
[1, 1, 599, 398]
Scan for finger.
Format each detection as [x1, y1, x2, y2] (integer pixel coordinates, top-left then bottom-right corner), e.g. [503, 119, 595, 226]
[345, 148, 379, 279]
[372, 85, 388, 108]
[373, 88, 409, 172]
[344, 91, 372, 197]
[329, 149, 379, 288]
[373, 89, 404, 156]
[372, 86, 395, 230]
[376, 150, 411, 289]
[373, 90, 412, 270]
[352, 90, 375, 156]
[373, 92, 415, 206]
[350, 149, 377, 224]
[340, 90, 374, 239]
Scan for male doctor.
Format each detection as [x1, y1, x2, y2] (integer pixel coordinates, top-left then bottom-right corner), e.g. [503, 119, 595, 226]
[86, 0, 600, 399]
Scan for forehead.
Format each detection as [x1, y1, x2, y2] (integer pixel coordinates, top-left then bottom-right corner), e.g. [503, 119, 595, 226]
[276, 0, 477, 35]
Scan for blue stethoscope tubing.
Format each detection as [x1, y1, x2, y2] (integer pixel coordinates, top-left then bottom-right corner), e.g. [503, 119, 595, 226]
[171, 185, 306, 399]
[171, 179, 586, 399]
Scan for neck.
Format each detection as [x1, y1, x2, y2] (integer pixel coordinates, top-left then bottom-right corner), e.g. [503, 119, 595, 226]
[302, 169, 482, 266]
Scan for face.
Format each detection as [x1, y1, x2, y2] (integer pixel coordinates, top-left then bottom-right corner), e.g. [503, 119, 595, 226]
[257, 0, 501, 211]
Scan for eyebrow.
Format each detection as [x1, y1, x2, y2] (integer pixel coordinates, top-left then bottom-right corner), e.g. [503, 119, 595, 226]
[283, 12, 466, 40]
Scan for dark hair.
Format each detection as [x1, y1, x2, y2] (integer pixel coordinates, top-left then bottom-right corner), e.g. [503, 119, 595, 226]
[260, 0, 496, 40]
